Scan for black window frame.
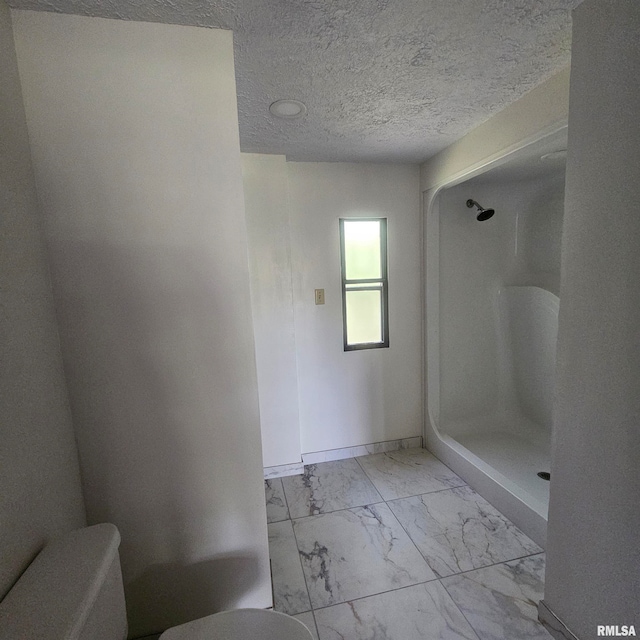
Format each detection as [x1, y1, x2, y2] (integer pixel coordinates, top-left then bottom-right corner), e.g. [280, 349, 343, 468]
[339, 217, 390, 351]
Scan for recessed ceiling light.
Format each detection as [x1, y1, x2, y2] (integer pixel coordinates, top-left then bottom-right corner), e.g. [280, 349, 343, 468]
[269, 99, 307, 119]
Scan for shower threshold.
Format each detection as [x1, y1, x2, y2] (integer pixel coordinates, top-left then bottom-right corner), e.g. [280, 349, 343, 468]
[444, 411, 551, 512]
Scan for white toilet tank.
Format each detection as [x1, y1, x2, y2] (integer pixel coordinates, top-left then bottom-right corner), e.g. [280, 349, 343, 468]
[0, 523, 127, 640]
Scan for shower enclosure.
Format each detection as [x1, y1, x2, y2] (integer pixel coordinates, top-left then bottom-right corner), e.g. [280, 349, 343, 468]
[423, 130, 567, 546]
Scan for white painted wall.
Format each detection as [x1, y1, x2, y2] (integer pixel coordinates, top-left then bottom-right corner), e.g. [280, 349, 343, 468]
[421, 67, 570, 192]
[543, 1, 640, 637]
[12, 11, 271, 637]
[242, 154, 301, 469]
[0, 0, 85, 601]
[287, 163, 422, 455]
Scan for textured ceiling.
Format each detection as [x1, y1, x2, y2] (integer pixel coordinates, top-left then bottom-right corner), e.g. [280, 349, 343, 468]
[8, 0, 583, 163]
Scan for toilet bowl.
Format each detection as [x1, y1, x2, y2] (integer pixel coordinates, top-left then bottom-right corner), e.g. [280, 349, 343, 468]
[160, 608, 313, 639]
[0, 524, 313, 640]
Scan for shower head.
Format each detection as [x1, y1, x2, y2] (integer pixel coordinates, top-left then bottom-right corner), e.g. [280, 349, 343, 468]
[466, 199, 495, 221]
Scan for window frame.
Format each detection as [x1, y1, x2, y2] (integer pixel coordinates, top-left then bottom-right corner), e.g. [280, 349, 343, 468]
[339, 217, 390, 351]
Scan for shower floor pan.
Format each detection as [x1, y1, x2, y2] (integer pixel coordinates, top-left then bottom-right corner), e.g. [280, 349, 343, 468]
[443, 411, 551, 513]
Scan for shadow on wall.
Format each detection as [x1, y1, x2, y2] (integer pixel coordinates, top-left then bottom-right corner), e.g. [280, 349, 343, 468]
[49, 234, 265, 637]
[126, 553, 264, 635]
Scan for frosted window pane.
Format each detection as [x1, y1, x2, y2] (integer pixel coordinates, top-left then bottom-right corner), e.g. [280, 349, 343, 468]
[345, 282, 382, 290]
[346, 290, 382, 345]
[344, 220, 381, 280]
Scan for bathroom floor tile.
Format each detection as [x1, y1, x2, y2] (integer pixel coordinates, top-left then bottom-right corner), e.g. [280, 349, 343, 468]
[388, 485, 542, 578]
[265, 478, 290, 523]
[294, 611, 320, 640]
[268, 520, 311, 615]
[282, 458, 383, 518]
[293, 503, 435, 609]
[266, 449, 548, 640]
[314, 581, 480, 640]
[441, 554, 550, 640]
[356, 448, 466, 500]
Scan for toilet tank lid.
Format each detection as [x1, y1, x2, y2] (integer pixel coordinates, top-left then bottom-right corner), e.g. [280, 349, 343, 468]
[0, 523, 121, 640]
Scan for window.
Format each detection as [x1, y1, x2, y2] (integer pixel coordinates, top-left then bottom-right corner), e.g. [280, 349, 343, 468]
[339, 218, 389, 350]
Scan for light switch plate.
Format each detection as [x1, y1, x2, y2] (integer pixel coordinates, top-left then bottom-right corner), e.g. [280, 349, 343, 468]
[315, 289, 325, 305]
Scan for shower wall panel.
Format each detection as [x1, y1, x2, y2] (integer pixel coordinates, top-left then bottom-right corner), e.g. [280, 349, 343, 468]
[438, 174, 564, 433]
[499, 286, 559, 429]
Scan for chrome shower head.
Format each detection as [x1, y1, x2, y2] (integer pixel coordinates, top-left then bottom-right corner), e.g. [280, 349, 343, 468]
[466, 199, 495, 221]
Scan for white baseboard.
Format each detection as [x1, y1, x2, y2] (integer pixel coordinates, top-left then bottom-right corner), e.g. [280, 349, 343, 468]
[263, 436, 423, 479]
[302, 436, 423, 465]
[263, 461, 304, 479]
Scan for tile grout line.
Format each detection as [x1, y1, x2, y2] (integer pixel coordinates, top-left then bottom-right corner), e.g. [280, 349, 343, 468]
[309, 609, 320, 640]
[279, 476, 293, 522]
[283, 486, 472, 525]
[307, 549, 546, 614]
[436, 551, 546, 581]
[356, 449, 469, 502]
[437, 578, 483, 640]
[290, 501, 387, 522]
[310, 577, 439, 613]
[389, 482, 470, 501]
[381, 493, 442, 579]
[288, 507, 315, 617]
[354, 455, 386, 503]
[280, 476, 316, 617]
[268, 478, 313, 618]
[360, 453, 443, 578]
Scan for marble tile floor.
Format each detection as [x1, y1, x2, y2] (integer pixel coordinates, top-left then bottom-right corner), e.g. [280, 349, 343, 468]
[265, 448, 551, 640]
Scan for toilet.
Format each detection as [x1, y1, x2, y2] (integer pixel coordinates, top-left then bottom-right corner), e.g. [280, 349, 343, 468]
[0, 524, 313, 640]
[159, 609, 312, 640]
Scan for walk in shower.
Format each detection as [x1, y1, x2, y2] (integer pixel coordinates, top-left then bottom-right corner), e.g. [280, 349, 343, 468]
[424, 130, 567, 546]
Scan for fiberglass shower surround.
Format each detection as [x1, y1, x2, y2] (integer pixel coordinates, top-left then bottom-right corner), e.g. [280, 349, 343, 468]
[441, 179, 562, 498]
[423, 140, 566, 546]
